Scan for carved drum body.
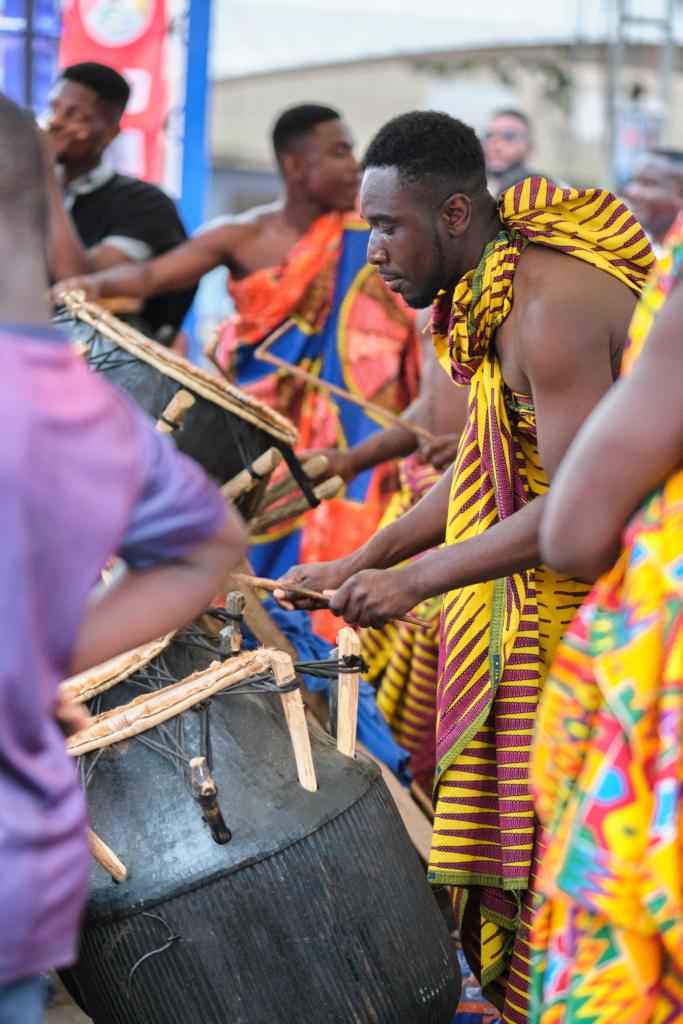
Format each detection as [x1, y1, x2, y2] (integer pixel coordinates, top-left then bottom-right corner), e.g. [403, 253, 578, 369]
[64, 638, 461, 1024]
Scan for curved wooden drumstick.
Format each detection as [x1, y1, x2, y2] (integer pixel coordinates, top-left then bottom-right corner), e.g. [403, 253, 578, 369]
[232, 574, 435, 630]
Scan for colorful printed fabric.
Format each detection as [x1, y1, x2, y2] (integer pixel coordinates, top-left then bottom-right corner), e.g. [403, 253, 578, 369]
[453, 947, 503, 1024]
[529, 211, 683, 1024]
[215, 212, 420, 642]
[360, 452, 443, 792]
[217, 211, 345, 349]
[428, 178, 654, 1022]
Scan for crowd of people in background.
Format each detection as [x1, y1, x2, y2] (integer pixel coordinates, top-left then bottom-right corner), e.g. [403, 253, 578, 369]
[3, 53, 683, 1024]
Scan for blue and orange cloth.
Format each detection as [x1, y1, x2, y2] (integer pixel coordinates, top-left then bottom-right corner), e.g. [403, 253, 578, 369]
[360, 452, 444, 793]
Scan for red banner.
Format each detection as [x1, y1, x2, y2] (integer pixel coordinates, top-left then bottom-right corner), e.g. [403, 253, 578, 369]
[59, 0, 168, 183]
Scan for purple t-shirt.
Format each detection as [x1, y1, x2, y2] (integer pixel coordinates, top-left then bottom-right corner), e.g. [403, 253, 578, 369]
[0, 323, 226, 985]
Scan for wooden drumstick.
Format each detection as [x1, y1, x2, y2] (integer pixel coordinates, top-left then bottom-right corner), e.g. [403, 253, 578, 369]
[155, 389, 196, 434]
[233, 574, 434, 630]
[336, 628, 360, 758]
[270, 651, 317, 793]
[87, 826, 126, 883]
[255, 321, 435, 442]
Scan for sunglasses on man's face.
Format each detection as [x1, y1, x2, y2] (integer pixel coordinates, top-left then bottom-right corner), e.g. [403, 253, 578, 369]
[485, 130, 523, 142]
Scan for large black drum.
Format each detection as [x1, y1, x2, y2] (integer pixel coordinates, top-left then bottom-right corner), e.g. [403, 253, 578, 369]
[54, 294, 298, 491]
[62, 630, 461, 1024]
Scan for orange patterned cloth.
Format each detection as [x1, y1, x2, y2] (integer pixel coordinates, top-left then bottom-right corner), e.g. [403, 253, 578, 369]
[217, 210, 346, 352]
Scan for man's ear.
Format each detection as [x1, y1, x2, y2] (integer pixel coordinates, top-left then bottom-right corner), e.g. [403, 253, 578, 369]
[280, 151, 304, 185]
[102, 123, 120, 150]
[441, 193, 472, 238]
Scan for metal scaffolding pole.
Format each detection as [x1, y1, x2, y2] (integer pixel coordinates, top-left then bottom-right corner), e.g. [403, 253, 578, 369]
[23, 0, 34, 112]
[606, 0, 676, 189]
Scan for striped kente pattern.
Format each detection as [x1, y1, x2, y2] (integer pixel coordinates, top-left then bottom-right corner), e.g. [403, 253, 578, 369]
[360, 454, 443, 791]
[428, 178, 654, 1022]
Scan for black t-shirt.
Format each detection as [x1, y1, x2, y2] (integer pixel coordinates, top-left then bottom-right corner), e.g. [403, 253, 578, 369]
[70, 172, 196, 337]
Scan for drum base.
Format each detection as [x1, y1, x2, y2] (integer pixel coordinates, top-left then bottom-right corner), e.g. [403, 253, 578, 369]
[64, 777, 460, 1024]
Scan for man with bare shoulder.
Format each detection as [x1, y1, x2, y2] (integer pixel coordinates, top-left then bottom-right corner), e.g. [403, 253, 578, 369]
[55, 104, 359, 312]
[275, 111, 654, 1022]
[55, 105, 431, 639]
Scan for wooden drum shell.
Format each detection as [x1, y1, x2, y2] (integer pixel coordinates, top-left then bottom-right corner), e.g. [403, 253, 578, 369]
[63, 640, 461, 1024]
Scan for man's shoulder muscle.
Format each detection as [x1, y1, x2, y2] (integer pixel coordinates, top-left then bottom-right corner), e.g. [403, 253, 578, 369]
[198, 203, 284, 243]
[194, 204, 287, 267]
[518, 243, 636, 313]
[501, 244, 636, 392]
[515, 246, 636, 346]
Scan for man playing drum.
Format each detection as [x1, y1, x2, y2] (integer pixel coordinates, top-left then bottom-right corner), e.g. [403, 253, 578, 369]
[274, 110, 654, 1024]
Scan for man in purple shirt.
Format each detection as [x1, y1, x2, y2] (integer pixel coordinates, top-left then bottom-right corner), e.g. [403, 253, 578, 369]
[0, 94, 247, 1023]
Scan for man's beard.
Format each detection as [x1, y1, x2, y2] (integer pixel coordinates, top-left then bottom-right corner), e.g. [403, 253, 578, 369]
[403, 231, 447, 309]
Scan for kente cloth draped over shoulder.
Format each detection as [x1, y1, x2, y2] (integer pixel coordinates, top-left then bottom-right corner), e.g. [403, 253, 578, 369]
[428, 178, 654, 1023]
[360, 452, 443, 792]
[214, 210, 420, 642]
[529, 213, 683, 1024]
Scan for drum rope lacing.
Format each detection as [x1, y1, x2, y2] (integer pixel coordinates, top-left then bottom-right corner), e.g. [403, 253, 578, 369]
[78, 622, 367, 789]
[274, 440, 322, 509]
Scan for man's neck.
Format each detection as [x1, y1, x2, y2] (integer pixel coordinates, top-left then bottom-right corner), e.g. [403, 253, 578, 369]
[447, 197, 503, 291]
[0, 234, 52, 325]
[60, 153, 104, 187]
[280, 192, 336, 236]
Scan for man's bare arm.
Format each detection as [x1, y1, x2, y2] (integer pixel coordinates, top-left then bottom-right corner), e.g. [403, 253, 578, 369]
[542, 279, 683, 579]
[289, 262, 632, 626]
[52, 219, 249, 301]
[69, 507, 247, 675]
[275, 467, 452, 609]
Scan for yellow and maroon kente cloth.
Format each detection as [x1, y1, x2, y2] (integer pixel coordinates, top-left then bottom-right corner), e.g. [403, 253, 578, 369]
[214, 210, 420, 642]
[360, 452, 443, 792]
[529, 212, 683, 1024]
[428, 178, 654, 1023]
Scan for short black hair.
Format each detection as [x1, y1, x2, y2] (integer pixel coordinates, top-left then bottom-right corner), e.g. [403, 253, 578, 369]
[491, 109, 532, 132]
[272, 104, 340, 160]
[60, 62, 130, 121]
[0, 92, 47, 233]
[363, 110, 487, 205]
